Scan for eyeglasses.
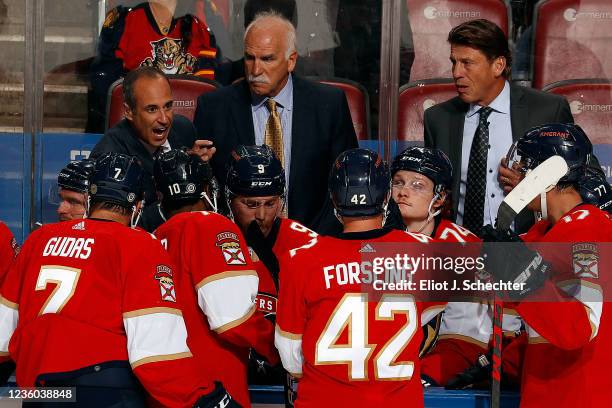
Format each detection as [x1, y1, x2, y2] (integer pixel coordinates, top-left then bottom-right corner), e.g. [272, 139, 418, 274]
[391, 179, 431, 194]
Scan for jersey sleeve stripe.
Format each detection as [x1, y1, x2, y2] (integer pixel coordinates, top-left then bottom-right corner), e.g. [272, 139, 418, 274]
[197, 274, 258, 331]
[195, 270, 258, 289]
[276, 326, 303, 340]
[558, 280, 603, 338]
[275, 327, 303, 376]
[198, 50, 216, 57]
[215, 305, 256, 334]
[0, 302, 18, 353]
[131, 351, 193, 369]
[123, 311, 191, 366]
[0, 296, 18, 309]
[195, 69, 215, 77]
[437, 334, 488, 349]
[123, 307, 183, 318]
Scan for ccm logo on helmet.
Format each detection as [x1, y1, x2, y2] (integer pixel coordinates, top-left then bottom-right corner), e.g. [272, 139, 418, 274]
[251, 181, 272, 187]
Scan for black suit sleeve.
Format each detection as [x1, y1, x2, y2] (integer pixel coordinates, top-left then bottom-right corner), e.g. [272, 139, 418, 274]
[556, 97, 574, 124]
[90, 129, 129, 158]
[169, 115, 198, 149]
[331, 91, 359, 158]
[423, 108, 435, 148]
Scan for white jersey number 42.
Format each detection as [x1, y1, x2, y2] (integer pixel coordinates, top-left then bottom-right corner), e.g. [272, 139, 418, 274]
[315, 293, 417, 380]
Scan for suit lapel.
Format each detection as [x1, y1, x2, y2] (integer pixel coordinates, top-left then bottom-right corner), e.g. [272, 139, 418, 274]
[231, 81, 256, 145]
[510, 84, 528, 142]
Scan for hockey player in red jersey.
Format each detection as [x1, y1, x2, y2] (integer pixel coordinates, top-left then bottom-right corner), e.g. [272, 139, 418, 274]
[0, 221, 19, 383]
[275, 148, 446, 408]
[0, 153, 237, 408]
[225, 145, 317, 404]
[481, 123, 612, 407]
[153, 149, 278, 407]
[0, 222, 19, 284]
[225, 145, 317, 323]
[390, 146, 522, 387]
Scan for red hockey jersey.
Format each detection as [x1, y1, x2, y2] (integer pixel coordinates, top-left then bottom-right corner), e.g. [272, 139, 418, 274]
[275, 228, 445, 408]
[0, 222, 19, 284]
[421, 219, 522, 385]
[102, 3, 216, 78]
[253, 218, 319, 318]
[515, 204, 612, 407]
[154, 211, 277, 407]
[0, 219, 213, 407]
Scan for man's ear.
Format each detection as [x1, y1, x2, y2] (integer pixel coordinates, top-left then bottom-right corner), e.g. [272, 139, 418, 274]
[433, 190, 447, 211]
[287, 50, 298, 73]
[493, 56, 506, 78]
[124, 102, 133, 121]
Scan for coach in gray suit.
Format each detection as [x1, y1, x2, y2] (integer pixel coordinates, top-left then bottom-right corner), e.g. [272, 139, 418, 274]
[424, 19, 573, 234]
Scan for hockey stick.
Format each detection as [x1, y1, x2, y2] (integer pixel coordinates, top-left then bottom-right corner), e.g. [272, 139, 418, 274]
[490, 155, 569, 408]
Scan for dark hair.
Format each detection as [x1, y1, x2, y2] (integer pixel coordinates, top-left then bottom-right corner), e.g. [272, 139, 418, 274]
[123, 67, 170, 109]
[448, 19, 512, 78]
[90, 200, 131, 216]
[244, 0, 297, 28]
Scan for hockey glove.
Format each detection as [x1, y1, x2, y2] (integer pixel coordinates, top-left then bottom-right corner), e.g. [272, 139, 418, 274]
[445, 353, 491, 390]
[193, 382, 241, 408]
[480, 225, 550, 300]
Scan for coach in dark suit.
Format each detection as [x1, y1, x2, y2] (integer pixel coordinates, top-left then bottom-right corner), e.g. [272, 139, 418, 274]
[91, 67, 213, 231]
[424, 19, 574, 234]
[194, 12, 357, 232]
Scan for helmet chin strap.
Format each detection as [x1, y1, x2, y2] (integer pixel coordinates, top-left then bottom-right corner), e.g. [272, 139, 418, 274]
[333, 207, 343, 225]
[130, 199, 144, 229]
[201, 191, 218, 213]
[538, 185, 555, 221]
[84, 195, 91, 219]
[415, 193, 441, 233]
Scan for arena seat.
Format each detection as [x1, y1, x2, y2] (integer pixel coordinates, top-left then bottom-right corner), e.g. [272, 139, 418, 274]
[398, 79, 456, 141]
[309, 77, 371, 140]
[532, 0, 612, 89]
[105, 74, 220, 130]
[407, 0, 510, 82]
[544, 78, 612, 145]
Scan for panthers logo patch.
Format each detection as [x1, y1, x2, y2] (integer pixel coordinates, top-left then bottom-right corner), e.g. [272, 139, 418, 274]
[141, 38, 197, 74]
[572, 243, 599, 279]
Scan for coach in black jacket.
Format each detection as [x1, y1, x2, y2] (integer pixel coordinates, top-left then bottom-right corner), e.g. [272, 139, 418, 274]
[194, 13, 357, 233]
[91, 67, 211, 231]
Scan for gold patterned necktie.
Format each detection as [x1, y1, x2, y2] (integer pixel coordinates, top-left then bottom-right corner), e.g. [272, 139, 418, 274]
[264, 98, 284, 167]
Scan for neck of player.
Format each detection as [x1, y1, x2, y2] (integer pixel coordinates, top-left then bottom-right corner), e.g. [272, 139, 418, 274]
[403, 215, 435, 236]
[545, 188, 583, 224]
[342, 215, 385, 233]
[88, 209, 132, 226]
